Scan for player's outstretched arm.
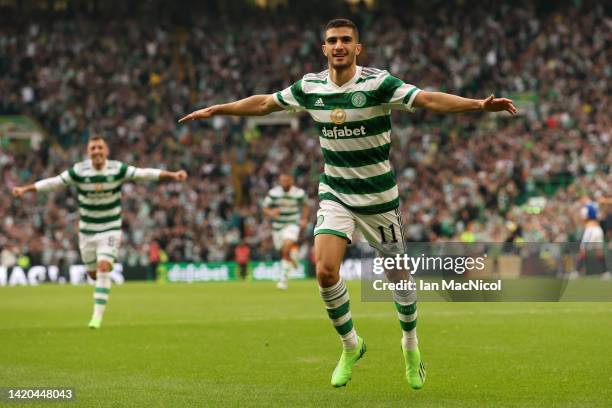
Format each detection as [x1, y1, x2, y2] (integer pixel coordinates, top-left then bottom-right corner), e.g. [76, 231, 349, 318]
[129, 167, 188, 182]
[413, 92, 517, 115]
[12, 174, 68, 198]
[178, 94, 282, 123]
[11, 184, 37, 198]
[159, 170, 188, 182]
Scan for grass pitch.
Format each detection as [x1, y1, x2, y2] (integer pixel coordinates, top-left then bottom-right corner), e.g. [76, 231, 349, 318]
[1, 281, 611, 407]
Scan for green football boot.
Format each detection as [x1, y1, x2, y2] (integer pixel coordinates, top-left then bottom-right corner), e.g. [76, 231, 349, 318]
[88, 317, 102, 329]
[402, 345, 425, 390]
[331, 336, 366, 387]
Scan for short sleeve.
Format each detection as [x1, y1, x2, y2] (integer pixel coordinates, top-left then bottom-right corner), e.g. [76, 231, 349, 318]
[273, 80, 306, 111]
[377, 74, 421, 112]
[297, 190, 306, 204]
[262, 194, 274, 208]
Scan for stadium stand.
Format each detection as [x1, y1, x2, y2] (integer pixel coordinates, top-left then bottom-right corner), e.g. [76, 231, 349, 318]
[1, 0, 610, 269]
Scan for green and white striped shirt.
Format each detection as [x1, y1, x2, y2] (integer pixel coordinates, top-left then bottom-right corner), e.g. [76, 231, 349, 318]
[262, 185, 306, 231]
[273, 66, 421, 214]
[35, 160, 161, 235]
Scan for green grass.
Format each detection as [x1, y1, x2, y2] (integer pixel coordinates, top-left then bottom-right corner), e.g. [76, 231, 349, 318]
[0, 281, 611, 407]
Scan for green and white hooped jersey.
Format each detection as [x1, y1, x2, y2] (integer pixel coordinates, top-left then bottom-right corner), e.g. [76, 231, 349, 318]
[273, 66, 421, 215]
[59, 160, 139, 235]
[262, 185, 306, 231]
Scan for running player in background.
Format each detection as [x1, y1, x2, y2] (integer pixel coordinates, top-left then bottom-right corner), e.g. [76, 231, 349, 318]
[11, 136, 188, 329]
[179, 18, 516, 390]
[572, 198, 608, 279]
[262, 172, 309, 290]
[601, 197, 612, 280]
[581, 201, 604, 244]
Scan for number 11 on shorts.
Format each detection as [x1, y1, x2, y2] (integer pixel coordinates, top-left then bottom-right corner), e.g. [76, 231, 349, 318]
[378, 224, 398, 244]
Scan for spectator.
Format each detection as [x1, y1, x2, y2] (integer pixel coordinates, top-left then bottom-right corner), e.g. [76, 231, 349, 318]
[234, 240, 251, 280]
[0, 0, 609, 263]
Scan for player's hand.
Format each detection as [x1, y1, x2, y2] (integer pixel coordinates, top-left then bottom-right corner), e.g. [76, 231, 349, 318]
[173, 170, 188, 182]
[300, 218, 308, 230]
[481, 94, 518, 115]
[269, 208, 281, 217]
[11, 186, 26, 198]
[178, 106, 217, 123]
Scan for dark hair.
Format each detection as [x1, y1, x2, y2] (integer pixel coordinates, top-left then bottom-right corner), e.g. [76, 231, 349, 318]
[279, 169, 293, 178]
[324, 18, 359, 42]
[88, 135, 107, 144]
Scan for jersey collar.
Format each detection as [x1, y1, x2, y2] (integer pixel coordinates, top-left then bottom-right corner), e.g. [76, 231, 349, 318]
[89, 159, 108, 172]
[327, 66, 362, 90]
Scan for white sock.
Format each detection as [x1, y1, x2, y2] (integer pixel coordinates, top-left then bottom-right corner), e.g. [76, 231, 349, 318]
[93, 271, 111, 320]
[402, 328, 419, 350]
[394, 290, 419, 351]
[290, 247, 299, 265]
[280, 259, 291, 284]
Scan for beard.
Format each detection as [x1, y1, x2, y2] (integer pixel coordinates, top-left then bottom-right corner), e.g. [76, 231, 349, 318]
[329, 53, 355, 69]
[90, 155, 106, 167]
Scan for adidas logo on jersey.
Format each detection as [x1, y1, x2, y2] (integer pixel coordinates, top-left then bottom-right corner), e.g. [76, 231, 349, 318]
[314, 98, 325, 107]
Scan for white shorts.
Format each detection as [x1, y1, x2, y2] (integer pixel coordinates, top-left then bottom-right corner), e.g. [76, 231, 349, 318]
[272, 224, 300, 251]
[78, 230, 122, 271]
[314, 200, 406, 255]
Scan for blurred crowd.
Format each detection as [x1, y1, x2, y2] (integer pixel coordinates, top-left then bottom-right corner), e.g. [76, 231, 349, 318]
[1, 0, 610, 267]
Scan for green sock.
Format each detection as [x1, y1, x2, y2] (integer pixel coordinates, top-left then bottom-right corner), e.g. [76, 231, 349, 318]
[319, 279, 358, 349]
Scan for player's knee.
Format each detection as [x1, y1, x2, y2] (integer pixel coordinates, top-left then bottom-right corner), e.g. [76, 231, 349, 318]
[316, 260, 339, 287]
[281, 242, 292, 259]
[97, 261, 112, 273]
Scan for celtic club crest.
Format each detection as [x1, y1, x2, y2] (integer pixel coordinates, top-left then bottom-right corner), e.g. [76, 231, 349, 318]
[350, 92, 367, 107]
[316, 215, 324, 227]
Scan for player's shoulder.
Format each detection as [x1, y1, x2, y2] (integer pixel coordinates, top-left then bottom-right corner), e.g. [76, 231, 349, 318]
[107, 160, 132, 176]
[106, 160, 124, 169]
[302, 69, 329, 83]
[360, 66, 388, 78]
[72, 160, 92, 173]
[291, 186, 306, 197]
[300, 70, 329, 94]
[268, 185, 284, 196]
[358, 66, 393, 85]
